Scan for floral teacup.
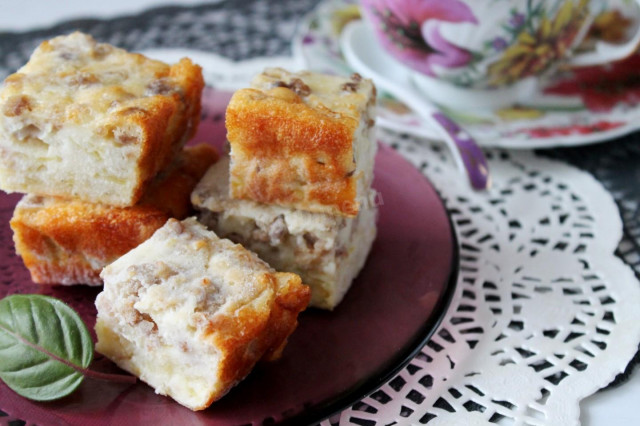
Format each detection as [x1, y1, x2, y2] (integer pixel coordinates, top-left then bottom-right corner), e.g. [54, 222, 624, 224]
[361, 0, 640, 110]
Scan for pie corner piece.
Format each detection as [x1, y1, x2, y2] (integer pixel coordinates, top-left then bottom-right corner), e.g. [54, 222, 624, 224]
[94, 217, 310, 410]
[225, 67, 377, 217]
[0, 32, 204, 206]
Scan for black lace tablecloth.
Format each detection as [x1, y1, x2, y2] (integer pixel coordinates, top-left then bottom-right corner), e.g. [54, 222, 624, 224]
[0, 0, 322, 75]
[0, 0, 638, 422]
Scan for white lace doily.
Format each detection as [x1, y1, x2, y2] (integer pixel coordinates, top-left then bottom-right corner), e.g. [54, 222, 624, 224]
[319, 130, 640, 426]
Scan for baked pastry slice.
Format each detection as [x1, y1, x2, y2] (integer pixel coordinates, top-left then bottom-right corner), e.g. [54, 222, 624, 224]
[226, 67, 376, 217]
[10, 144, 217, 285]
[192, 156, 378, 310]
[95, 217, 310, 411]
[0, 32, 204, 206]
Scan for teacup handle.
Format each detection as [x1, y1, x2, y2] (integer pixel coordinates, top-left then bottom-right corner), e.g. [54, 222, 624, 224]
[569, 2, 640, 66]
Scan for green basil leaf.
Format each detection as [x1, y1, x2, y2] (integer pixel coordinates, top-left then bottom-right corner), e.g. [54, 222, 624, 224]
[0, 294, 94, 401]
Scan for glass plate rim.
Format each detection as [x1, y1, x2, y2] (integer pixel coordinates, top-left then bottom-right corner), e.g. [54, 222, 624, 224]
[279, 175, 460, 426]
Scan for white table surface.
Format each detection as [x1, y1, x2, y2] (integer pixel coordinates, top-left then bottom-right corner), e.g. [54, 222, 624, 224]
[0, 1, 638, 425]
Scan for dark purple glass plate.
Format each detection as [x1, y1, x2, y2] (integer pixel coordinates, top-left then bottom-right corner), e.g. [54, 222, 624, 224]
[0, 89, 457, 425]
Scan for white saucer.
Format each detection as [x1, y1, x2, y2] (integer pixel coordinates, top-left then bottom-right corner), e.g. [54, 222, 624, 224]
[293, 0, 640, 148]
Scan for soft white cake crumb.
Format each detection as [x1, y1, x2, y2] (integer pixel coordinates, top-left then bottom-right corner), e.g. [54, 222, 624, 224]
[95, 218, 310, 410]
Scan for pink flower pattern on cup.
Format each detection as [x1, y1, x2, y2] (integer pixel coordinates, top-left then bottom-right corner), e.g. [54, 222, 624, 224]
[361, 0, 477, 76]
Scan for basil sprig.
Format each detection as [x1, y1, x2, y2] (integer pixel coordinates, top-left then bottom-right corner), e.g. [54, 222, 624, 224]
[0, 294, 135, 401]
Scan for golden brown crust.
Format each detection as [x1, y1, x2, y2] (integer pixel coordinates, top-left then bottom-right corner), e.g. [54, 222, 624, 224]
[0, 33, 205, 206]
[11, 204, 168, 285]
[127, 58, 205, 205]
[183, 272, 310, 409]
[10, 145, 218, 285]
[260, 272, 311, 361]
[141, 143, 218, 217]
[226, 87, 360, 216]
